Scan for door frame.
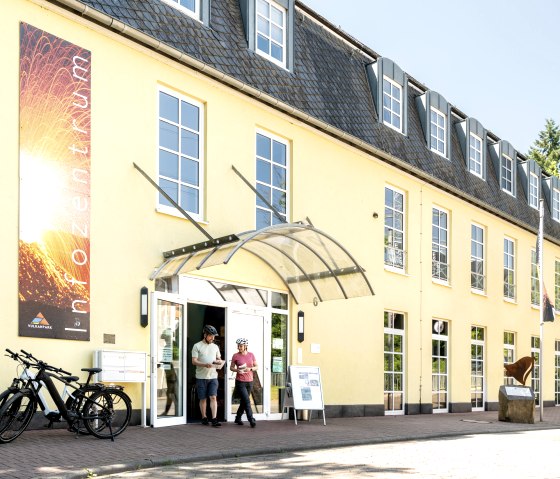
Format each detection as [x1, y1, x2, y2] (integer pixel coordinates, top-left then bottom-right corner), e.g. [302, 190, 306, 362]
[150, 292, 188, 427]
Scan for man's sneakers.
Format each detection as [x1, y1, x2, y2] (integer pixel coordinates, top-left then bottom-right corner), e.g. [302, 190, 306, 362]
[211, 418, 221, 427]
[201, 417, 209, 426]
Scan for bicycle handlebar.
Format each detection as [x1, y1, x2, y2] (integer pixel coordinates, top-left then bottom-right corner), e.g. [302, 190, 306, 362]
[4, 348, 74, 377]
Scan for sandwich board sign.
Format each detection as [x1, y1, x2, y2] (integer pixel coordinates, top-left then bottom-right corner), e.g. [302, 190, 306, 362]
[281, 365, 326, 425]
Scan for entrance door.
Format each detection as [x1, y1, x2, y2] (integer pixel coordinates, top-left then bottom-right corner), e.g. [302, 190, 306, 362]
[150, 292, 187, 427]
[225, 309, 269, 422]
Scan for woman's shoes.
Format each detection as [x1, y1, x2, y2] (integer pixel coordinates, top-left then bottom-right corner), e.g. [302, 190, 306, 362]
[234, 418, 243, 425]
[249, 418, 256, 428]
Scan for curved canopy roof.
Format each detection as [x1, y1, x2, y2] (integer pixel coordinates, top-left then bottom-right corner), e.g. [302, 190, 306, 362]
[151, 223, 374, 304]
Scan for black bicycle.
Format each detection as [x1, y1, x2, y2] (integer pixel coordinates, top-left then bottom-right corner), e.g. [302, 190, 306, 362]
[0, 349, 132, 443]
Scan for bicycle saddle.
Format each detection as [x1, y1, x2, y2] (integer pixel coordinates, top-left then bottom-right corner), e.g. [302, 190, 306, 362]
[81, 368, 102, 373]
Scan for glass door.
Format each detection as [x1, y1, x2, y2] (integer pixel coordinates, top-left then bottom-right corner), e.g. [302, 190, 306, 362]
[225, 308, 269, 423]
[150, 292, 187, 427]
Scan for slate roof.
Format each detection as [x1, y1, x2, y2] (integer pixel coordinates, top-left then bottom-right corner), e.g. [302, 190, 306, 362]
[67, 0, 559, 241]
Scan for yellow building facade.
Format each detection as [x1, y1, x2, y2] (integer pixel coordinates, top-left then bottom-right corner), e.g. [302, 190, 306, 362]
[2, 0, 560, 426]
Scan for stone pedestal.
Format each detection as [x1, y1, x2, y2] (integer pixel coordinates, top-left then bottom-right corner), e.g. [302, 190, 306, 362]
[498, 385, 534, 424]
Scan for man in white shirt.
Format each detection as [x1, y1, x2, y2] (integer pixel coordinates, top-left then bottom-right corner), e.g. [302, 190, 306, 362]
[192, 324, 224, 427]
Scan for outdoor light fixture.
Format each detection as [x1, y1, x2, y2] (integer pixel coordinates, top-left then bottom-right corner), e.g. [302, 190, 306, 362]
[297, 310, 304, 343]
[140, 286, 149, 328]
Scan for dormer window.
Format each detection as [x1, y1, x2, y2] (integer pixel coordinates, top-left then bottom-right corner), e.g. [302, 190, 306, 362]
[382, 77, 402, 131]
[366, 57, 408, 135]
[469, 133, 483, 177]
[415, 90, 450, 160]
[430, 107, 446, 156]
[239, 0, 294, 70]
[161, 0, 211, 24]
[529, 172, 539, 209]
[456, 117, 486, 180]
[501, 154, 514, 194]
[553, 188, 560, 222]
[256, 0, 286, 66]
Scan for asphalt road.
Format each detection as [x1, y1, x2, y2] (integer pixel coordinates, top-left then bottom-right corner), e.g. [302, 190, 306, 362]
[97, 429, 560, 478]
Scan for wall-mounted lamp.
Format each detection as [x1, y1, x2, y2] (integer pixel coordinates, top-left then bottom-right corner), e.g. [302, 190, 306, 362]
[297, 310, 304, 343]
[140, 286, 149, 328]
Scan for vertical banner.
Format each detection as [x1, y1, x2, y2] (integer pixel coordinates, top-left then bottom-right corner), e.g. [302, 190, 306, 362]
[19, 23, 91, 340]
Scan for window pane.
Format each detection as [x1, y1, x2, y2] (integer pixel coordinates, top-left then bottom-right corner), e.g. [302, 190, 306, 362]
[257, 159, 271, 183]
[181, 157, 199, 186]
[272, 165, 286, 188]
[256, 183, 271, 208]
[159, 150, 178, 179]
[272, 141, 286, 165]
[159, 179, 178, 207]
[256, 208, 271, 229]
[181, 185, 199, 214]
[181, 129, 199, 158]
[181, 101, 199, 131]
[160, 121, 179, 151]
[160, 92, 178, 122]
[257, 134, 271, 159]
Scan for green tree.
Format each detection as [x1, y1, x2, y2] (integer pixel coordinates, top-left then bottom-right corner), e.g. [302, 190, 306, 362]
[527, 118, 560, 176]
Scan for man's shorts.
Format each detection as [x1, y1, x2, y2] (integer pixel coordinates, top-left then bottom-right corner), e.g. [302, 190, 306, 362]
[196, 378, 218, 399]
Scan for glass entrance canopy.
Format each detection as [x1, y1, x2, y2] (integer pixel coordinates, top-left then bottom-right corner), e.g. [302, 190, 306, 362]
[151, 223, 374, 305]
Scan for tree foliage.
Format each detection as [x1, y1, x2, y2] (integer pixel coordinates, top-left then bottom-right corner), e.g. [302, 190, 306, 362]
[528, 119, 560, 176]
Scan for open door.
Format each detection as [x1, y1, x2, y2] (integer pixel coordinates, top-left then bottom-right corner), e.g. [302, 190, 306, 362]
[225, 308, 269, 423]
[150, 292, 187, 427]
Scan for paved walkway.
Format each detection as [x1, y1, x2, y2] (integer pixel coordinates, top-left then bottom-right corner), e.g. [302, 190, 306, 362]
[1, 408, 559, 479]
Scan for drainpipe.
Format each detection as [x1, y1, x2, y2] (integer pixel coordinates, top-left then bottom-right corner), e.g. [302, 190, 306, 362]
[418, 185, 424, 413]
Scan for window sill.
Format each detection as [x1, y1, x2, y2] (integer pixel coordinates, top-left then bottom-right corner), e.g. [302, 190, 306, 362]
[432, 278, 451, 288]
[156, 206, 208, 225]
[531, 304, 540, 310]
[471, 288, 487, 297]
[384, 265, 409, 276]
[503, 297, 517, 305]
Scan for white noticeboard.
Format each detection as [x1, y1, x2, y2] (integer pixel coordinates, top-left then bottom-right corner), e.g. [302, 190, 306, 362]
[93, 350, 148, 427]
[282, 365, 326, 425]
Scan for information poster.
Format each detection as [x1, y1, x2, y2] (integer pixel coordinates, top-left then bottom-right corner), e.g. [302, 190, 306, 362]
[289, 365, 324, 411]
[18, 23, 91, 341]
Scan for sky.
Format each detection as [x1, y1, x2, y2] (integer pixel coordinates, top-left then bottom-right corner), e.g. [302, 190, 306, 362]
[302, 0, 560, 155]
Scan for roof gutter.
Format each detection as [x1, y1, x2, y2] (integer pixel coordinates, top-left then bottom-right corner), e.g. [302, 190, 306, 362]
[50, 0, 545, 242]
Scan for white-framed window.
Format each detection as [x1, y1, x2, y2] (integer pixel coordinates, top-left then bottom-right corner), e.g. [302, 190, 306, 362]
[384, 311, 405, 415]
[469, 133, 483, 178]
[432, 319, 449, 413]
[555, 340, 560, 406]
[531, 249, 539, 306]
[430, 107, 446, 157]
[553, 189, 560, 222]
[529, 172, 539, 209]
[158, 88, 204, 219]
[471, 224, 485, 292]
[556, 260, 560, 310]
[384, 187, 406, 271]
[471, 326, 485, 411]
[382, 76, 402, 132]
[501, 154, 514, 194]
[256, 0, 286, 67]
[432, 207, 449, 283]
[256, 130, 288, 228]
[503, 332, 515, 385]
[161, 0, 199, 19]
[503, 237, 516, 300]
[531, 336, 541, 405]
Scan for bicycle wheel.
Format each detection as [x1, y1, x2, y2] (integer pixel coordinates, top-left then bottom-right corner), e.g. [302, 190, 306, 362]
[65, 390, 92, 435]
[0, 391, 36, 443]
[82, 389, 131, 439]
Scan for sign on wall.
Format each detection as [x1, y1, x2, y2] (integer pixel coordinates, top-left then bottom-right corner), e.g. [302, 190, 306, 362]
[18, 23, 91, 341]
